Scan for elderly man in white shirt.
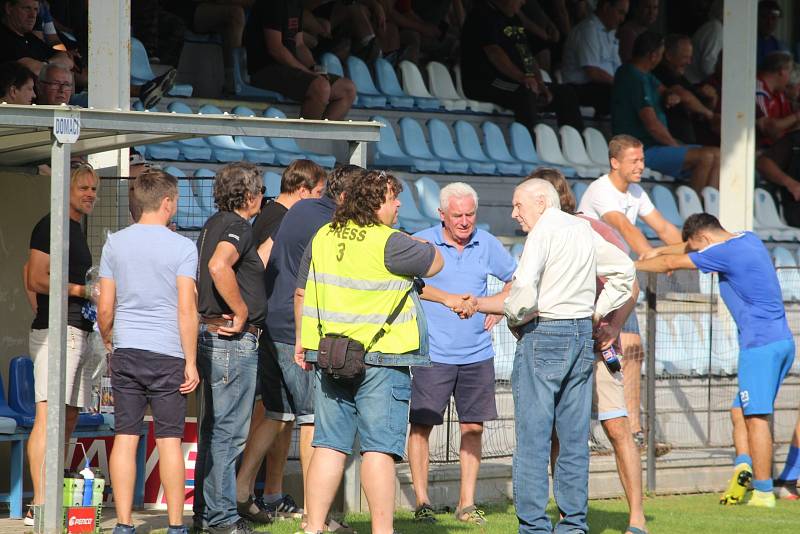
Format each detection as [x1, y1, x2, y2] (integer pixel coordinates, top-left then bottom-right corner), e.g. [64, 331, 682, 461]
[478, 179, 635, 534]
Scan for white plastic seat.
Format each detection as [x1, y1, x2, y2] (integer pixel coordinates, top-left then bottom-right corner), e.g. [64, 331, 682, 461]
[651, 185, 684, 227]
[426, 61, 468, 111]
[533, 124, 574, 170]
[399, 60, 441, 110]
[452, 64, 494, 113]
[675, 185, 704, 220]
[701, 186, 719, 217]
[772, 246, 800, 300]
[559, 125, 606, 177]
[754, 188, 800, 241]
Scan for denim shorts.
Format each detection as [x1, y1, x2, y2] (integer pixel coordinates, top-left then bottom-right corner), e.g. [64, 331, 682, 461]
[260, 337, 315, 425]
[621, 310, 640, 335]
[732, 338, 795, 415]
[312, 365, 411, 459]
[644, 144, 700, 179]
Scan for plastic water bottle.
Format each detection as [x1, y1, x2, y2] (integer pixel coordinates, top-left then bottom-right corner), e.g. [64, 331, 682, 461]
[600, 346, 622, 374]
[80, 463, 94, 506]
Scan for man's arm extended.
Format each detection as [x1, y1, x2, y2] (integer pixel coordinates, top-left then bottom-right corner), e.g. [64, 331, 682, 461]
[419, 283, 477, 318]
[96, 277, 116, 352]
[207, 241, 247, 334]
[635, 253, 697, 273]
[601, 211, 652, 256]
[639, 209, 683, 247]
[177, 276, 200, 394]
[639, 107, 680, 147]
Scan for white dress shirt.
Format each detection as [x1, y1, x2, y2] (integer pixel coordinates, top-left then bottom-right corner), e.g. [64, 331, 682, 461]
[561, 14, 622, 85]
[504, 208, 635, 325]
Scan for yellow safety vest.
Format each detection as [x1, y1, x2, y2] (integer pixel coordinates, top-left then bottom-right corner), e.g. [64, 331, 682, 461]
[301, 221, 419, 354]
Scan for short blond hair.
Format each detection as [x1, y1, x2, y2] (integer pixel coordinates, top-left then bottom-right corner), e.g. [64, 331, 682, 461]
[608, 134, 643, 160]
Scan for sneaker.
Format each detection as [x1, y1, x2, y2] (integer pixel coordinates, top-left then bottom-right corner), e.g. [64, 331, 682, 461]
[23, 506, 34, 527]
[113, 524, 136, 534]
[207, 518, 256, 534]
[720, 462, 753, 505]
[746, 489, 777, 508]
[138, 67, 176, 109]
[414, 503, 436, 523]
[237, 495, 273, 524]
[773, 480, 799, 500]
[262, 494, 304, 519]
[454, 505, 486, 526]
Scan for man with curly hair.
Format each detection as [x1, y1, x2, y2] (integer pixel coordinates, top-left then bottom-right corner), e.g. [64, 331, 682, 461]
[193, 163, 265, 534]
[294, 170, 443, 534]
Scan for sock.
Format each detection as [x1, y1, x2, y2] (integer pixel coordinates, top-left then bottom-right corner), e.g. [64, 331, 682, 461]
[777, 445, 800, 482]
[734, 454, 753, 468]
[753, 478, 773, 492]
[263, 492, 282, 503]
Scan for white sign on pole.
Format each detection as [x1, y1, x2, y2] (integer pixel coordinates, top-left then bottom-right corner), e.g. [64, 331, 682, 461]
[53, 111, 81, 143]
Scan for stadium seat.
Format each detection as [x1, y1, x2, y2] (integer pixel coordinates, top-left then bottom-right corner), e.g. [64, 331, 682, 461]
[679, 316, 710, 375]
[452, 64, 494, 113]
[454, 121, 511, 175]
[193, 169, 216, 214]
[559, 125, 606, 177]
[676, 185, 704, 220]
[232, 47, 285, 101]
[346, 56, 388, 108]
[130, 100, 181, 160]
[372, 115, 440, 172]
[320, 53, 344, 77]
[396, 177, 437, 232]
[398, 117, 458, 173]
[651, 185, 684, 227]
[509, 122, 576, 177]
[655, 316, 681, 375]
[571, 182, 588, 206]
[258, 107, 336, 168]
[533, 124, 584, 175]
[701, 186, 719, 217]
[772, 246, 800, 300]
[428, 119, 489, 175]
[399, 60, 441, 110]
[481, 121, 528, 175]
[754, 188, 800, 241]
[165, 166, 210, 228]
[166, 102, 214, 161]
[264, 171, 282, 198]
[198, 104, 273, 163]
[414, 176, 441, 220]
[373, 58, 415, 108]
[426, 62, 468, 111]
[711, 328, 737, 375]
[130, 37, 193, 97]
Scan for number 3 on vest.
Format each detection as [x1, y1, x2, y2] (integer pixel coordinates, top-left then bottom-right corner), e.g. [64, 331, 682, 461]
[336, 243, 345, 261]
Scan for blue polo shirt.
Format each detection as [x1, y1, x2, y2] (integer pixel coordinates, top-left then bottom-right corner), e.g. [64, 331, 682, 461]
[689, 232, 792, 350]
[414, 225, 517, 364]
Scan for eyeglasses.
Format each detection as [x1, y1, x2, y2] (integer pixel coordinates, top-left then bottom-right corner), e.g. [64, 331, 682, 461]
[41, 81, 73, 91]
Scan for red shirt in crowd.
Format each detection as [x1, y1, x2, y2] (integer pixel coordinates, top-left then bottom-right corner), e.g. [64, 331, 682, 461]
[756, 75, 793, 146]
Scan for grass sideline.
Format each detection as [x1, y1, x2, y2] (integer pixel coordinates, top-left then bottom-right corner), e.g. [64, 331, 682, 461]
[217, 494, 799, 534]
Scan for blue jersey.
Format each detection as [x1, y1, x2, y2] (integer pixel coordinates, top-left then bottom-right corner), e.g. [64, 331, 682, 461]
[689, 232, 791, 350]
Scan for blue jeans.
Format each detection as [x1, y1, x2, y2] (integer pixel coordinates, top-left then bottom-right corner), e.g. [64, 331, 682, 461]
[193, 327, 259, 528]
[512, 318, 594, 534]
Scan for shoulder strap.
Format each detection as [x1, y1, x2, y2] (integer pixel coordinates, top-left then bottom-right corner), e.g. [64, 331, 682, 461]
[364, 288, 411, 353]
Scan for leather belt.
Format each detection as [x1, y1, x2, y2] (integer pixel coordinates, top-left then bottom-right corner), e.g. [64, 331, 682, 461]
[201, 316, 261, 337]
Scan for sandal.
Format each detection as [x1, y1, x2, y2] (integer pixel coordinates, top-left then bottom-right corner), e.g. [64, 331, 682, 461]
[454, 504, 487, 526]
[300, 514, 356, 533]
[414, 503, 436, 523]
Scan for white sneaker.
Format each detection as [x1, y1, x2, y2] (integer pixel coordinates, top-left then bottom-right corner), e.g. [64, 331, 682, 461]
[23, 506, 35, 526]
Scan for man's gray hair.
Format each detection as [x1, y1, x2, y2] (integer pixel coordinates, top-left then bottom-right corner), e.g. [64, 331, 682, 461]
[516, 178, 561, 210]
[38, 61, 73, 84]
[439, 182, 479, 211]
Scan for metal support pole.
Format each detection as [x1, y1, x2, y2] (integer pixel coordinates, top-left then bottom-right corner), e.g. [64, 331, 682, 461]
[645, 273, 657, 493]
[40, 137, 72, 534]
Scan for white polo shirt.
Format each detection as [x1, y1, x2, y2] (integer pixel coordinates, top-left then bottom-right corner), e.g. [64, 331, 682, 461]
[561, 14, 621, 85]
[577, 174, 655, 225]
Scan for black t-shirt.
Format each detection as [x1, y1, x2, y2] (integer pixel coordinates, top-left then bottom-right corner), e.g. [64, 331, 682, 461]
[652, 62, 697, 144]
[244, 0, 304, 75]
[460, 1, 535, 84]
[29, 214, 93, 332]
[0, 23, 54, 63]
[252, 200, 289, 246]
[197, 211, 266, 327]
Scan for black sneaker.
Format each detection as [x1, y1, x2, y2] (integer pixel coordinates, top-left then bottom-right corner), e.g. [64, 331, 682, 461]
[139, 68, 176, 109]
[414, 503, 436, 523]
[262, 494, 304, 519]
[207, 518, 257, 534]
[237, 495, 273, 524]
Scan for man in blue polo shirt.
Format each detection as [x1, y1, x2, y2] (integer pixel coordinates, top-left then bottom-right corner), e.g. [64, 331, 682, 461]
[635, 213, 795, 509]
[408, 182, 516, 525]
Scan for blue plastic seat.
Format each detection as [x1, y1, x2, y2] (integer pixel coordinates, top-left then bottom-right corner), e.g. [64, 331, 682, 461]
[197, 104, 270, 163]
[571, 182, 588, 206]
[373, 58, 415, 108]
[232, 47, 285, 101]
[427, 119, 477, 174]
[130, 100, 182, 160]
[193, 169, 216, 215]
[414, 176, 442, 220]
[261, 107, 336, 168]
[482, 121, 528, 172]
[321, 53, 345, 77]
[651, 185, 684, 228]
[452, 121, 498, 175]
[396, 177, 437, 232]
[346, 56, 387, 108]
[166, 102, 214, 161]
[509, 122, 576, 177]
[372, 116, 440, 172]
[165, 166, 210, 228]
[395, 117, 445, 173]
[131, 37, 193, 97]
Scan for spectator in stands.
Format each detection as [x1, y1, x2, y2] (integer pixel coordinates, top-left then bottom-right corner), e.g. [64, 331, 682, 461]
[652, 34, 717, 145]
[36, 61, 72, 105]
[754, 52, 800, 228]
[235, 160, 326, 525]
[561, 0, 628, 117]
[636, 213, 795, 509]
[476, 178, 635, 534]
[97, 170, 199, 534]
[378, 0, 451, 66]
[193, 163, 265, 534]
[617, 0, 659, 63]
[519, 0, 563, 72]
[0, 0, 74, 73]
[460, 0, 585, 131]
[24, 163, 98, 527]
[685, 0, 722, 85]
[131, 0, 187, 68]
[32, 0, 63, 49]
[0, 60, 35, 103]
[244, 0, 356, 121]
[612, 31, 720, 192]
[408, 182, 516, 526]
[262, 164, 363, 534]
[296, 171, 443, 534]
[756, 0, 787, 67]
[304, 0, 384, 63]
[537, 167, 647, 534]
[577, 134, 681, 454]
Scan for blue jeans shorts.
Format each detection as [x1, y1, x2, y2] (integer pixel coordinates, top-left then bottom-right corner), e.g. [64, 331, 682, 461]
[312, 365, 411, 460]
[732, 338, 795, 415]
[644, 144, 700, 178]
[260, 337, 315, 425]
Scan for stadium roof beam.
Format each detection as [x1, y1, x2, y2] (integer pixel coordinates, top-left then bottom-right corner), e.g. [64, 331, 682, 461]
[0, 103, 379, 533]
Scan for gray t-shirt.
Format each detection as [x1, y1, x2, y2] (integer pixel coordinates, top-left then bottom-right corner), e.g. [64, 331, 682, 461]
[296, 230, 436, 288]
[99, 224, 198, 359]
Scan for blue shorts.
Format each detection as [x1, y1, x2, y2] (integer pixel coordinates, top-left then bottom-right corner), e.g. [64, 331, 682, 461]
[731, 338, 795, 415]
[260, 338, 315, 425]
[621, 311, 640, 335]
[644, 144, 700, 179]
[312, 365, 411, 459]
